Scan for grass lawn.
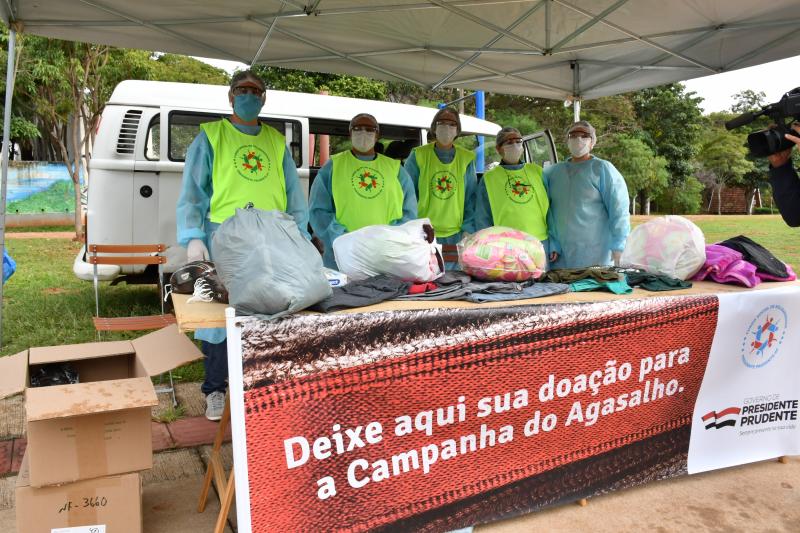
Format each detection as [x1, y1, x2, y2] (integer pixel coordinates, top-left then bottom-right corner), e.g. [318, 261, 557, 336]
[1, 237, 204, 380]
[0, 215, 797, 378]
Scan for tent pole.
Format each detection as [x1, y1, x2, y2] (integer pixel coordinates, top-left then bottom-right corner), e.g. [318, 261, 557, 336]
[475, 90, 485, 173]
[0, 26, 16, 349]
[572, 60, 581, 122]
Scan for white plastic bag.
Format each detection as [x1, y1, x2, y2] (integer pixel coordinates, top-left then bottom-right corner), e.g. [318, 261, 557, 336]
[620, 215, 706, 280]
[332, 219, 443, 282]
[211, 207, 332, 318]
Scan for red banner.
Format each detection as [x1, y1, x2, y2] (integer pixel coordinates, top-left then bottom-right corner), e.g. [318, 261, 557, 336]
[238, 296, 718, 532]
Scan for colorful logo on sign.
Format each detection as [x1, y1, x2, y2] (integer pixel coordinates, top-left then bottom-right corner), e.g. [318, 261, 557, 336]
[505, 175, 533, 204]
[741, 305, 787, 368]
[701, 406, 740, 429]
[351, 167, 385, 199]
[431, 171, 456, 200]
[234, 145, 271, 181]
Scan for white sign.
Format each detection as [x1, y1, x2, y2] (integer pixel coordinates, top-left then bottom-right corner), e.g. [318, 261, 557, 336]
[52, 526, 106, 533]
[688, 286, 800, 473]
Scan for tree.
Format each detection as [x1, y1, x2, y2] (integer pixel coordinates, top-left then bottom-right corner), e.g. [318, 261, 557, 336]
[632, 84, 704, 213]
[696, 129, 755, 215]
[594, 133, 668, 214]
[730, 89, 766, 115]
[251, 65, 387, 100]
[729, 91, 772, 214]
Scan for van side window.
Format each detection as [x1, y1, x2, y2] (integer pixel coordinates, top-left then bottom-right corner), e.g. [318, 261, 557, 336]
[144, 116, 160, 161]
[169, 112, 222, 161]
[168, 112, 302, 167]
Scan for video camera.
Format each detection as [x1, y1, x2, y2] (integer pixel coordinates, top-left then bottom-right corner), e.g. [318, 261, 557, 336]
[725, 88, 800, 157]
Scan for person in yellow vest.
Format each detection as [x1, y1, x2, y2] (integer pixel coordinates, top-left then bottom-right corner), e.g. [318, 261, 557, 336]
[475, 126, 555, 263]
[403, 107, 477, 246]
[309, 113, 417, 269]
[176, 70, 309, 421]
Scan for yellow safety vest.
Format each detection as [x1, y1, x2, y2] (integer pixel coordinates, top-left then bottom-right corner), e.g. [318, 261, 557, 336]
[414, 143, 474, 238]
[201, 119, 287, 223]
[330, 150, 404, 231]
[483, 163, 548, 240]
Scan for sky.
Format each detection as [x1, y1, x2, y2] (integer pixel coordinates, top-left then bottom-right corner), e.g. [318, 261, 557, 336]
[197, 54, 800, 115]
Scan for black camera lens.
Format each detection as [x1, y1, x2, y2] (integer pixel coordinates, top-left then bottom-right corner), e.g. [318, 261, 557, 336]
[748, 127, 796, 158]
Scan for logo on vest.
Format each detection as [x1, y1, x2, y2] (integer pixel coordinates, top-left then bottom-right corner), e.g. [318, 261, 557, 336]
[234, 145, 271, 182]
[351, 167, 385, 199]
[505, 175, 533, 204]
[431, 171, 456, 200]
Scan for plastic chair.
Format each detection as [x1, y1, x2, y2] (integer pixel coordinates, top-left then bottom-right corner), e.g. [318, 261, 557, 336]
[88, 243, 178, 405]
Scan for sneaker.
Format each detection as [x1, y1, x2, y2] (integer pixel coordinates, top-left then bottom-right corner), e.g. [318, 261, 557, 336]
[205, 390, 226, 421]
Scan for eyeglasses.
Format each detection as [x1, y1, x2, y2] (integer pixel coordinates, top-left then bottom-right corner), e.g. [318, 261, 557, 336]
[232, 86, 265, 96]
[568, 132, 592, 139]
[502, 139, 523, 146]
[436, 120, 458, 127]
[351, 125, 378, 133]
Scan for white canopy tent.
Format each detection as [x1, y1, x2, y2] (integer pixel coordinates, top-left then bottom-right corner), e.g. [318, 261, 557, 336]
[1, 0, 799, 344]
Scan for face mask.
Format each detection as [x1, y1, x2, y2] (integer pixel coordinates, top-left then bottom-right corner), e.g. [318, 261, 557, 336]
[502, 143, 523, 164]
[435, 124, 458, 145]
[233, 94, 263, 122]
[351, 131, 376, 153]
[567, 136, 592, 158]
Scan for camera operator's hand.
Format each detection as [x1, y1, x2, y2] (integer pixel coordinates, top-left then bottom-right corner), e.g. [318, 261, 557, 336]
[767, 123, 800, 168]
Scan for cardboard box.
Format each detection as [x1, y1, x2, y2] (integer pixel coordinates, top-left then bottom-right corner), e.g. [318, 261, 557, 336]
[0, 325, 202, 487]
[16, 451, 142, 533]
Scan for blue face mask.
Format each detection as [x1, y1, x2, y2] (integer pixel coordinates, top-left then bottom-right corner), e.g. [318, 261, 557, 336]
[233, 94, 263, 122]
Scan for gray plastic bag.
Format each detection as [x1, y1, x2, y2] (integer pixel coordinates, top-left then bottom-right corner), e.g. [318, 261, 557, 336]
[211, 207, 332, 319]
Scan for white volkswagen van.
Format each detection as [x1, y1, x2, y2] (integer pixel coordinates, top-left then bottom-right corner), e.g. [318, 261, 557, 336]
[75, 80, 556, 281]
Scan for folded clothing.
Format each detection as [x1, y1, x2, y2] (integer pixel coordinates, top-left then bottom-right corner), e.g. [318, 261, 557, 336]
[692, 244, 760, 288]
[466, 282, 570, 302]
[569, 278, 632, 294]
[541, 267, 621, 284]
[624, 270, 692, 291]
[718, 235, 788, 279]
[311, 274, 411, 312]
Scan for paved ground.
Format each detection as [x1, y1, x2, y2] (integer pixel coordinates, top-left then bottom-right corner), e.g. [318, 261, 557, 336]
[5, 231, 76, 239]
[0, 382, 797, 532]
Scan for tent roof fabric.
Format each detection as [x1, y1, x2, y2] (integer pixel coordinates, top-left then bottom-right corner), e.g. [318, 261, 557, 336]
[3, 0, 800, 100]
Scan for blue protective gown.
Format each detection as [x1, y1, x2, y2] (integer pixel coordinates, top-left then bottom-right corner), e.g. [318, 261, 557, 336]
[543, 156, 630, 269]
[176, 121, 310, 343]
[474, 162, 555, 260]
[403, 145, 477, 245]
[309, 151, 418, 269]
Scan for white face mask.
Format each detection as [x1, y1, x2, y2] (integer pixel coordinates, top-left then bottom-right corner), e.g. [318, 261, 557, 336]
[502, 143, 523, 164]
[351, 131, 376, 153]
[435, 124, 458, 146]
[567, 136, 592, 158]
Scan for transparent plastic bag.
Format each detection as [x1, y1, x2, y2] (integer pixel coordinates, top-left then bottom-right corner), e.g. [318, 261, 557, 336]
[620, 215, 706, 280]
[211, 207, 332, 319]
[458, 226, 546, 282]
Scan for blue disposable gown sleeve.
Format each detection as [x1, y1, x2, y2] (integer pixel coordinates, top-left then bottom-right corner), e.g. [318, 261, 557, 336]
[308, 160, 347, 268]
[461, 161, 478, 234]
[391, 166, 418, 224]
[176, 132, 214, 247]
[542, 166, 562, 255]
[598, 160, 631, 252]
[403, 151, 421, 197]
[473, 177, 494, 230]
[282, 149, 311, 240]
